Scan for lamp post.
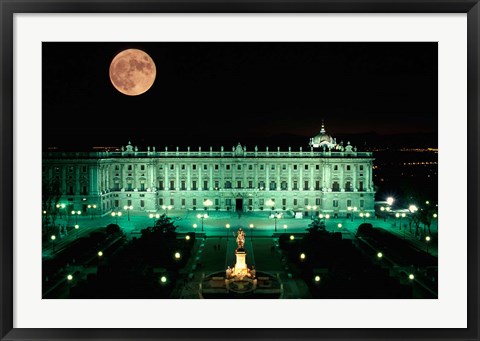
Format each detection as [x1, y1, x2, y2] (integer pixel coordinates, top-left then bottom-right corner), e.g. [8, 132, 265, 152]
[249, 224, 254, 241]
[265, 199, 275, 215]
[123, 205, 133, 221]
[359, 212, 370, 223]
[283, 224, 288, 233]
[111, 210, 122, 224]
[50, 235, 56, 252]
[56, 203, 66, 218]
[347, 206, 357, 222]
[425, 235, 431, 254]
[196, 213, 208, 232]
[306, 205, 312, 219]
[226, 224, 230, 240]
[192, 223, 197, 233]
[162, 205, 172, 217]
[71, 210, 81, 225]
[270, 212, 282, 232]
[409, 205, 418, 233]
[74, 224, 79, 239]
[87, 204, 97, 220]
[386, 197, 394, 206]
[318, 214, 330, 229]
[395, 212, 407, 238]
[149, 213, 160, 226]
[203, 199, 213, 212]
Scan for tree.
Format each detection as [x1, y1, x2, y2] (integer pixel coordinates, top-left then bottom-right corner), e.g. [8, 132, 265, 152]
[42, 177, 62, 235]
[306, 217, 326, 233]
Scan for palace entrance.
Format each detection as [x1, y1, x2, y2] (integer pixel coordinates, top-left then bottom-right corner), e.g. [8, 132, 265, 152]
[235, 198, 243, 211]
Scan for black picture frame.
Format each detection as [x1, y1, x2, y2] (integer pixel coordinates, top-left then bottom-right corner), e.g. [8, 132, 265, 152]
[1, 1, 479, 340]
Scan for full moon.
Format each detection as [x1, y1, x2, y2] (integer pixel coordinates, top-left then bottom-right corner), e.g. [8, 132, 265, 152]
[109, 49, 156, 96]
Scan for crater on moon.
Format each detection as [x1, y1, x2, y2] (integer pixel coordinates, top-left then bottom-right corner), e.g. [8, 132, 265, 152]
[109, 49, 156, 96]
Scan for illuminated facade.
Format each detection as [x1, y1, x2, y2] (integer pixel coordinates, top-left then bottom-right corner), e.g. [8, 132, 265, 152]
[42, 125, 375, 217]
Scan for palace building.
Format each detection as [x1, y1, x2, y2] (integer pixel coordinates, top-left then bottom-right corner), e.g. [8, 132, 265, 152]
[42, 124, 375, 217]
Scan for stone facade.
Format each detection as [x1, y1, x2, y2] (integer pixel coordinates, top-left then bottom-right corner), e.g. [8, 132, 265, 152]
[42, 129, 375, 218]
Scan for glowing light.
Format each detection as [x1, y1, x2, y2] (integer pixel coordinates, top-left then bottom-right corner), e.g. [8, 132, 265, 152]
[185, 235, 191, 240]
[425, 236, 431, 242]
[50, 235, 56, 240]
[314, 275, 321, 282]
[226, 224, 230, 228]
[300, 253, 306, 260]
[386, 197, 394, 205]
[67, 274, 73, 281]
[409, 274, 415, 280]
[174, 252, 181, 259]
[98, 251, 103, 257]
[75, 224, 79, 229]
[193, 224, 197, 229]
[377, 252, 383, 258]
[290, 235, 295, 240]
[337, 223, 342, 228]
[160, 276, 167, 283]
[249, 224, 254, 228]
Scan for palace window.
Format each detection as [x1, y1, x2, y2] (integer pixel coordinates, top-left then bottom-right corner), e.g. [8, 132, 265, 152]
[192, 164, 197, 170]
[315, 181, 320, 190]
[237, 165, 242, 170]
[360, 200, 364, 208]
[304, 164, 309, 170]
[360, 165, 364, 170]
[333, 200, 339, 207]
[128, 165, 132, 171]
[347, 165, 351, 171]
[215, 164, 219, 170]
[181, 164, 185, 170]
[315, 198, 321, 206]
[141, 165, 145, 171]
[159, 198, 164, 205]
[293, 165, 298, 170]
[204, 164, 208, 170]
[237, 181, 242, 188]
[281, 181, 287, 190]
[225, 181, 232, 189]
[170, 198, 174, 206]
[304, 181, 309, 190]
[169, 181, 175, 190]
[359, 181, 364, 191]
[193, 198, 197, 206]
[332, 181, 340, 192]
[316, 165, 320, 170]
[260, 164, 265, 170]
[203, 181, 208, 190]
[293, 181, 298, 190]
[140, 183, 145, 191]
[334, 165, 338, 171]
[158, 181, 164, 190]
[170, 164, 174, 170]
[282, 164, 287, 170]
[293, 199, 298, 206]
[269, 181, 276, 190]
[249, 165, 253, 170]
[248, 180, 253, 188]
[181, 181, 186, 190]
[192, 181, 197, 190]
[345, 181, 352, 191]
[347, 199, 352, 207]
[140, 200, 145, 208]
[181, 198, 186, 206]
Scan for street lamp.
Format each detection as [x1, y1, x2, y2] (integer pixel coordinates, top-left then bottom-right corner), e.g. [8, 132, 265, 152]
[71, 210, 81, 225]
[425, 235, 431, 254]
[359, 212, 370, 223]
[249, 224, 254, 241]
[87, 204, 97, 219]
[74, 224, 79, 239]
[111, 210, 122, 224]
[377, 252, 383, 259]
[270, 212, 282, 232]
[283, 224, 288, 233]
[192, 223, 197, 232]
[395, 212, 407, 238]
[196, 213, 208, 232]
[174, 252, 181, 260]
[203, 199, 213, 212]
[149, 213, 160, 226]
[161, 205, 172, 217]
[226, 224, 230, 240]
[50, 235, 56, 252]
[318, 213, 330, 226]
[123, 205, 133, 221]
[56, 203, 66, 218]
[337, 223, 342, 229]
[265, 199, 275, 215]
[386, 197, 394, 206]
[347, 206, 357, 222]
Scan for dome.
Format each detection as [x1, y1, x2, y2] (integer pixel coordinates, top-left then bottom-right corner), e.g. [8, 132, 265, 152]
[310, 123, 336, 149]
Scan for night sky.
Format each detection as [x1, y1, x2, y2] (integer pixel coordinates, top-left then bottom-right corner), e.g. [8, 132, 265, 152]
[43, 42, 437, 150]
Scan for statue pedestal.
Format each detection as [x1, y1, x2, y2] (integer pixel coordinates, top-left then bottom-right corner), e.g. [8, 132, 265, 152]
[233, 249, 248, 278]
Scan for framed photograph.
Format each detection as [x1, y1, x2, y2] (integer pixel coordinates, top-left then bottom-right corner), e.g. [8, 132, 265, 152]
[1, 1, 479, 340]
